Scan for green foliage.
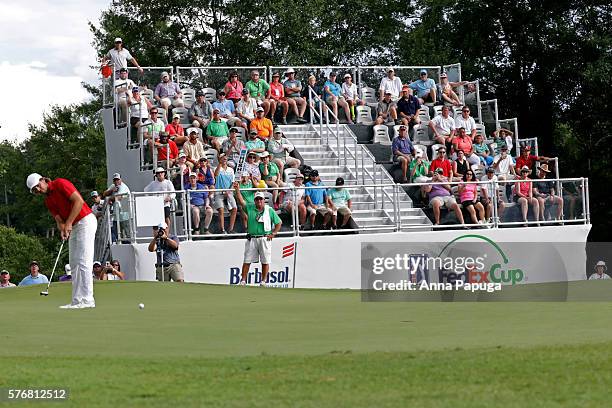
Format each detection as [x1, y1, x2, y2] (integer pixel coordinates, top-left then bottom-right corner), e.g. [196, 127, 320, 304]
[0, 225, 54, 283]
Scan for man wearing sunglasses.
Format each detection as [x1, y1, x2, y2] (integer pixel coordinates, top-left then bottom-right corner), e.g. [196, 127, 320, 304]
[454, 106, 477, 139]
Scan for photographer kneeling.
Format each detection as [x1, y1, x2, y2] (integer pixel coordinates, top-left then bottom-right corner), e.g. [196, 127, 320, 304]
[148, 222, 184, 282]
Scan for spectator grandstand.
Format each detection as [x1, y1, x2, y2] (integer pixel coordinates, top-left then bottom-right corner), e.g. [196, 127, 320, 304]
[100, 63, 590, 243]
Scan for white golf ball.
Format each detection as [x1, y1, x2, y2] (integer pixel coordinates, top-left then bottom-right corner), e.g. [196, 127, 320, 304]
[138, 303, 145, 309]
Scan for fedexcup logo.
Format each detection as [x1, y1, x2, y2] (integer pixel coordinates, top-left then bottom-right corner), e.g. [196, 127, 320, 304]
[437, 234, 525, 285]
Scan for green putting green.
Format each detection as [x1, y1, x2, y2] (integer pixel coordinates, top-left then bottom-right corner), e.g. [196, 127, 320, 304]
[2, 281, 612, 407]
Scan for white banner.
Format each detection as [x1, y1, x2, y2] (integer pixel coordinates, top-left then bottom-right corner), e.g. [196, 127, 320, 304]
[113, 225, 591, 289]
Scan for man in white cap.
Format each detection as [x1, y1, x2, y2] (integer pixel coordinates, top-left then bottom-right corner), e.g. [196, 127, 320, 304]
[409, 69, 437, 104]
[102, 37, 143, 78]
[0, 270, 16, 288]
[148, 222, 183, 282]
[233, 183, 282, 286]
[589, 261, 610, 280]
[26, 173, 97, 308]
[379, 67, 403, 102]
[154, 71, 183, 111]
[144, 168, 176, 230]
[90, 190, 105, 220]
[103, 173, 132, 241]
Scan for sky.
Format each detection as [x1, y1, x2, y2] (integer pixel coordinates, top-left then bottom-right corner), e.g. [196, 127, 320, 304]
[0, 0, 110, 143]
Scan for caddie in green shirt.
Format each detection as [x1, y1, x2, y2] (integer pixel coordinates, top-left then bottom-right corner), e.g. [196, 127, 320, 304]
[234, 181, 282, 286]
[245, 69, 271, 117]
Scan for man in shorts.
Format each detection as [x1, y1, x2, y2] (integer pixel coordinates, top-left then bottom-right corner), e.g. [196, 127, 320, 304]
[234, 185, 282, 286]
[423, 168, 465, 225]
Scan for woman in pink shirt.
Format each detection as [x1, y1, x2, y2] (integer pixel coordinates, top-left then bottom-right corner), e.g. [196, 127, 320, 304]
[513, 166, 540, 226]
[267, 72, 289, 124]
[224, 72, 244, 105]
[458, 170, 485, 224]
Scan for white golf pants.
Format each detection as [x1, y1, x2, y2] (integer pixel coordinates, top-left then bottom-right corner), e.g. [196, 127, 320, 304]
[69, 213, 97, 305]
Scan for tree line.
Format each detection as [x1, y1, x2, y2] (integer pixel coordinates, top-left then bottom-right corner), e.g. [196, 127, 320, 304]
[0, 0, 609, 240]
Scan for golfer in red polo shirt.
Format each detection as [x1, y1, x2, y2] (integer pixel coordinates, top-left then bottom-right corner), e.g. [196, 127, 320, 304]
[27, 173, 97, 309]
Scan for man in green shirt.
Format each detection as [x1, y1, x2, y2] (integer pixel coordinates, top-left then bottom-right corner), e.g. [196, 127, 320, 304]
[245, 70, 271, 117]
[205, 108, 230, 152]
[328, 177, 353, 229]
[259, 152, 283, 208]
[234, 183, 282, 286]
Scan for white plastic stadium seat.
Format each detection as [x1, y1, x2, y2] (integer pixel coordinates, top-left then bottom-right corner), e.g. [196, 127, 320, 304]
[452, 106, 463, 117]
[204, 148, 219, 167]
[182, 88, 196, 108]
[172, 107, 190, 126]
[202, 87, 217, 103]
[355, 106, 374, 125]
[373, 125, 391, 145]
[433, 105, 444, 117]
[360, 86, 378, 108]
[413, 144, 429, 161]
[156, 107, 168, 125]
[431, 143, 445, 158]
[417, 107, 430, 125]
[141, 89, 155, 105]
[262, 191, 274, 207]
[284, 168, 301, 183]
[412, 124, 431, 145]
[474, 123, 486, 139]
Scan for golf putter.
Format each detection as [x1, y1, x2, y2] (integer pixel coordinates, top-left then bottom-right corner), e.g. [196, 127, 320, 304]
[40, 239, 66, 296]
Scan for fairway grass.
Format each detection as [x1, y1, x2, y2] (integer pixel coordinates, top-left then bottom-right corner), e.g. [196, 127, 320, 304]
[2, 282, 612, 407]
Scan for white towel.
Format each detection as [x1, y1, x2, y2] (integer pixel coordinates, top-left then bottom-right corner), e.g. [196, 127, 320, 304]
[258, 204, 272, 232]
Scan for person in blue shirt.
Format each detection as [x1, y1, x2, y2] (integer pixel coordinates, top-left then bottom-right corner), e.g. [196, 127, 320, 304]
[185, 172, 213, 235]
[324, 72, 352, 124]
[211, 91, 242, 128]
[392, 125, 415, 183]
[409, 69, 437, 104]
[304, 170, 332, 230]
[18, 261, 49, 286]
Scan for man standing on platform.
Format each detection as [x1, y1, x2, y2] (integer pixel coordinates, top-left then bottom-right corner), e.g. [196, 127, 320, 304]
[233, 183, 282, 286]
[26, 173, 97, 309]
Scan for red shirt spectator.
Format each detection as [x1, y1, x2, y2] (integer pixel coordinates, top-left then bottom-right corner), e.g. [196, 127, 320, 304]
[515, 147, 552, 172]
[44, 179, 92, 225]
[157, 139, 179, 161]
[430, 157, 452, 178]
[165, 121, 185, 137]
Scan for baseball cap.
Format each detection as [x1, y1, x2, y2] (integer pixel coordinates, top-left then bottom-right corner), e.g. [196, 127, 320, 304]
[189, 172, 197, 178]
[486, 167, 495, 173]
[26, 173, 42, 191]
[329, 72, 337, 77]
[30, 260, 39, 266]
[254, 192, 266, 200]
[0, 270, 8, 275]
[178, 152, 186, 158]
[160, 71, 169, 78]
[335, 177, 345, 186]
[272, 72, 280, 77]
[399, 125, 407, 130]
[229, 127, 239, 133]
[402, 84, 410, 90]
[90, 191, 99, 197]
[387, 67, 395, 72]
[132, 86, 140, 93]
[435, 168, 444, 174]
[114, 37, 122, 43]
[440, 72, 448, 78]
[195, 90, 204, 97]
[344, 73, 351, 79]
[241, 88, 249, 95]
[295, 173, 304, 179]
[260, 151, 270, 158]
[241, 171, 250, 177]
[119, 67, 128, 73]
[596, 261, 607, 268]
[157, 222, 168, 230]
[420, 69, 428, 75]
[113, 172, 121, 179]
[285, 67, 295, 74]
[199, 157, 208, 162]
[256, 107, 264, 112]
[189, 130, 198, 135]
[64, 264, 71, 275]
[172, 113, 180, 119]
[500, 146, 508, 151]
[249, 129, 258, 135]
[384, 91, 392, 95]
[521, 145, 532, 151]
[93, 261, 101, 267]
[310, 169, 319, 177]
[155, 167, 166, 174]
[217, 90, 225, 96]
[520, 165, 530, 172]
